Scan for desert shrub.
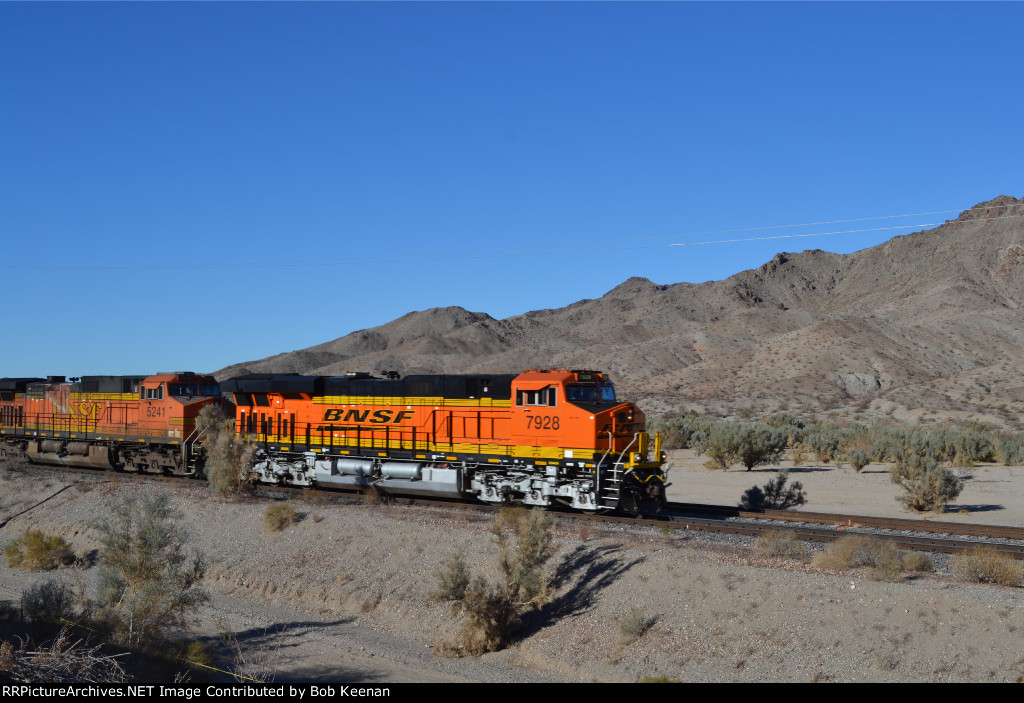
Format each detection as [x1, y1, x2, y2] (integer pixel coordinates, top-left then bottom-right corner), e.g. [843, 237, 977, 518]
[702, 424, 739, 471]
[804, 422, 845, 463]
[813, 535, 916, 581]
[432, 550, 471, 602]
[647, 411, 714, 450]
[196, 404, 257, 497]
[755, 531, 806, 560]
[619, 605, 655, 642]
[733, 423, 788, 471]
[847, 449, 870, 472]
[763, 412, 806, 434]
[442, 508, 556, 656]
[740, 470, 806, 510]
[21, 579, 77, 628]
[901, 551, 934, 573]
[869, 437, 896, 464]
[994, 433, 1024, 466]
[264, 503, 298, 533]
[449, 577, 521, 656]
[175, 638, 218, 671]
[227, 632, 280, 683]
[890, 454, 962, 512]
[950, 547, 1022, 586]
[869, 541, 904, 582]
[94, 490, 208, 649]
[813, 535, 880, 571]
[493, 507, 557, 606]
[4, 530, 75, 571]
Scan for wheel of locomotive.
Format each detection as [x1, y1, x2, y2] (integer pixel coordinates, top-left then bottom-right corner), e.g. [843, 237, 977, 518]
[618, 484, 644, 517]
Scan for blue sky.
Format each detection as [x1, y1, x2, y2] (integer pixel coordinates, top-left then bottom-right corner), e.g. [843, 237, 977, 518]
[1, 2, 1021, 377]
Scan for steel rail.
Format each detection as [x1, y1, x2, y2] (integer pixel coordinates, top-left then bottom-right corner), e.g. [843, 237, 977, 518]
[667, 501, 1024, 541]
[7, 463, 1024, 558]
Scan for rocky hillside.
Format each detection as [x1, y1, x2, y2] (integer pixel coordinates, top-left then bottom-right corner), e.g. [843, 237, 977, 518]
[217, 195, 1024, 427]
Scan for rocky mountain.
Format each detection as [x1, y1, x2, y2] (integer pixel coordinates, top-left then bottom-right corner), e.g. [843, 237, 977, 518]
[217, 195, 1024, 427]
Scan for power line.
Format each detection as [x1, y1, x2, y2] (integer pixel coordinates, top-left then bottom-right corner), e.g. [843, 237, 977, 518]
[4, 205, 1021, 272]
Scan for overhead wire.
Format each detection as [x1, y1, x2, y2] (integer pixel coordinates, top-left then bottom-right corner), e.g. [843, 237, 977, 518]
[3, 205, 1021, 271]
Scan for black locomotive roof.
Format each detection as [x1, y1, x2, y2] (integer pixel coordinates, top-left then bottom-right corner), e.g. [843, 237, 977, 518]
[79, 375, 146, 394]
[0, 378, 44, 392]
[220, 374, 325, 395]
[221, 373, 515, 400]
[325, 374, 515, 400]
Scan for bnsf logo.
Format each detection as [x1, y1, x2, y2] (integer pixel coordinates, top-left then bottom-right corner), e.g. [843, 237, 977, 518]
[322, 409, 414, 424]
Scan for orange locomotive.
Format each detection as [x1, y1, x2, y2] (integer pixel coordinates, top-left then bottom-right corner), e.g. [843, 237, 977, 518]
[220, 369, 667, 514]
[0, 373, 222, 474]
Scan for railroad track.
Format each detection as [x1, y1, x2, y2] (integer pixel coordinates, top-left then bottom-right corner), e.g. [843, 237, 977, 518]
[667, 501, 1024, 541]
[7, 462, 1024, 559]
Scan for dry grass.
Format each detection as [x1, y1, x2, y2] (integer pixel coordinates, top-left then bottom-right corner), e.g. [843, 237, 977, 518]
[950, 547, 1022, 587]
[263, 503, 298, 533]
[619, 606, 655, 642]
[812, 535, 877, 571]
[360, 486, 385, 505]
[4, 530, 75, 571]
[812, 535, 920, 581]
[0, 628, 128, 683]
[755, 531, 806, 560]
[901, 551, 934, 573]
[432, 550, 471, 602]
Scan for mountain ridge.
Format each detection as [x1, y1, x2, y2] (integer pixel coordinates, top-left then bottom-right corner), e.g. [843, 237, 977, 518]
[216, 195, 1024, 427]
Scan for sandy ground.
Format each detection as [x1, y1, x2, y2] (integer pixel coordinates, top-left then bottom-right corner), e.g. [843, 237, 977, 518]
[2, 455, 1024, 683]
[665, 449, 1024, 526]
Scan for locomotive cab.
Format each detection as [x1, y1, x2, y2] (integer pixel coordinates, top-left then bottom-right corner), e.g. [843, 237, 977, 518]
[508, 370, 666, 514]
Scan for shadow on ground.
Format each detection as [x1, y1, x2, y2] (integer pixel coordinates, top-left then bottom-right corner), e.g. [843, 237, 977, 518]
[519, 543, 642, 638]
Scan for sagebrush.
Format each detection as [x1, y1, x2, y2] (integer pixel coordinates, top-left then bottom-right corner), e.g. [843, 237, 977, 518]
[950, 547, 1022, 586]
[890, 455, 962, 512]
[94, 490, 208, 649]
[438, 508, 556, 656]
[196, 404, 257, 497]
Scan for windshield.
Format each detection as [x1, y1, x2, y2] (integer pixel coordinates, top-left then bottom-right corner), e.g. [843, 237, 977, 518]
[169, 384, 220, 397]
[566, 383, 616, 403]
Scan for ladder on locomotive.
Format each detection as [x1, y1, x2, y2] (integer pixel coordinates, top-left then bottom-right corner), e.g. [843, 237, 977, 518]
[596, 432, 641, 509]
[183, 426, 203, 475]
[597, 461, 624, 508]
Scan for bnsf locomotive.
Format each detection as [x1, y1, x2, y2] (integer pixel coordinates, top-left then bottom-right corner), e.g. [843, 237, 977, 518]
[0, 373, 221, 474]
[0, 369, 666, 514]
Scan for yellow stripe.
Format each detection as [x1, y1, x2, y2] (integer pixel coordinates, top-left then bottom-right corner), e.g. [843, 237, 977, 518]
[69, 393, 137, 400]
[313, 395, 510, 407]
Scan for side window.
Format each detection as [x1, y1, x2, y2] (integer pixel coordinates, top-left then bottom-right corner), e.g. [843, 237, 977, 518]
[145, 385, 163, 400]
[518, 387, 558, 407]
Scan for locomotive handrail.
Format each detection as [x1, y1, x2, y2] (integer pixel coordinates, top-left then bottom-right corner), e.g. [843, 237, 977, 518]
[594, 431, 616, 501]
[182, 425, 203, 474]
[618, 433, 640, 477]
